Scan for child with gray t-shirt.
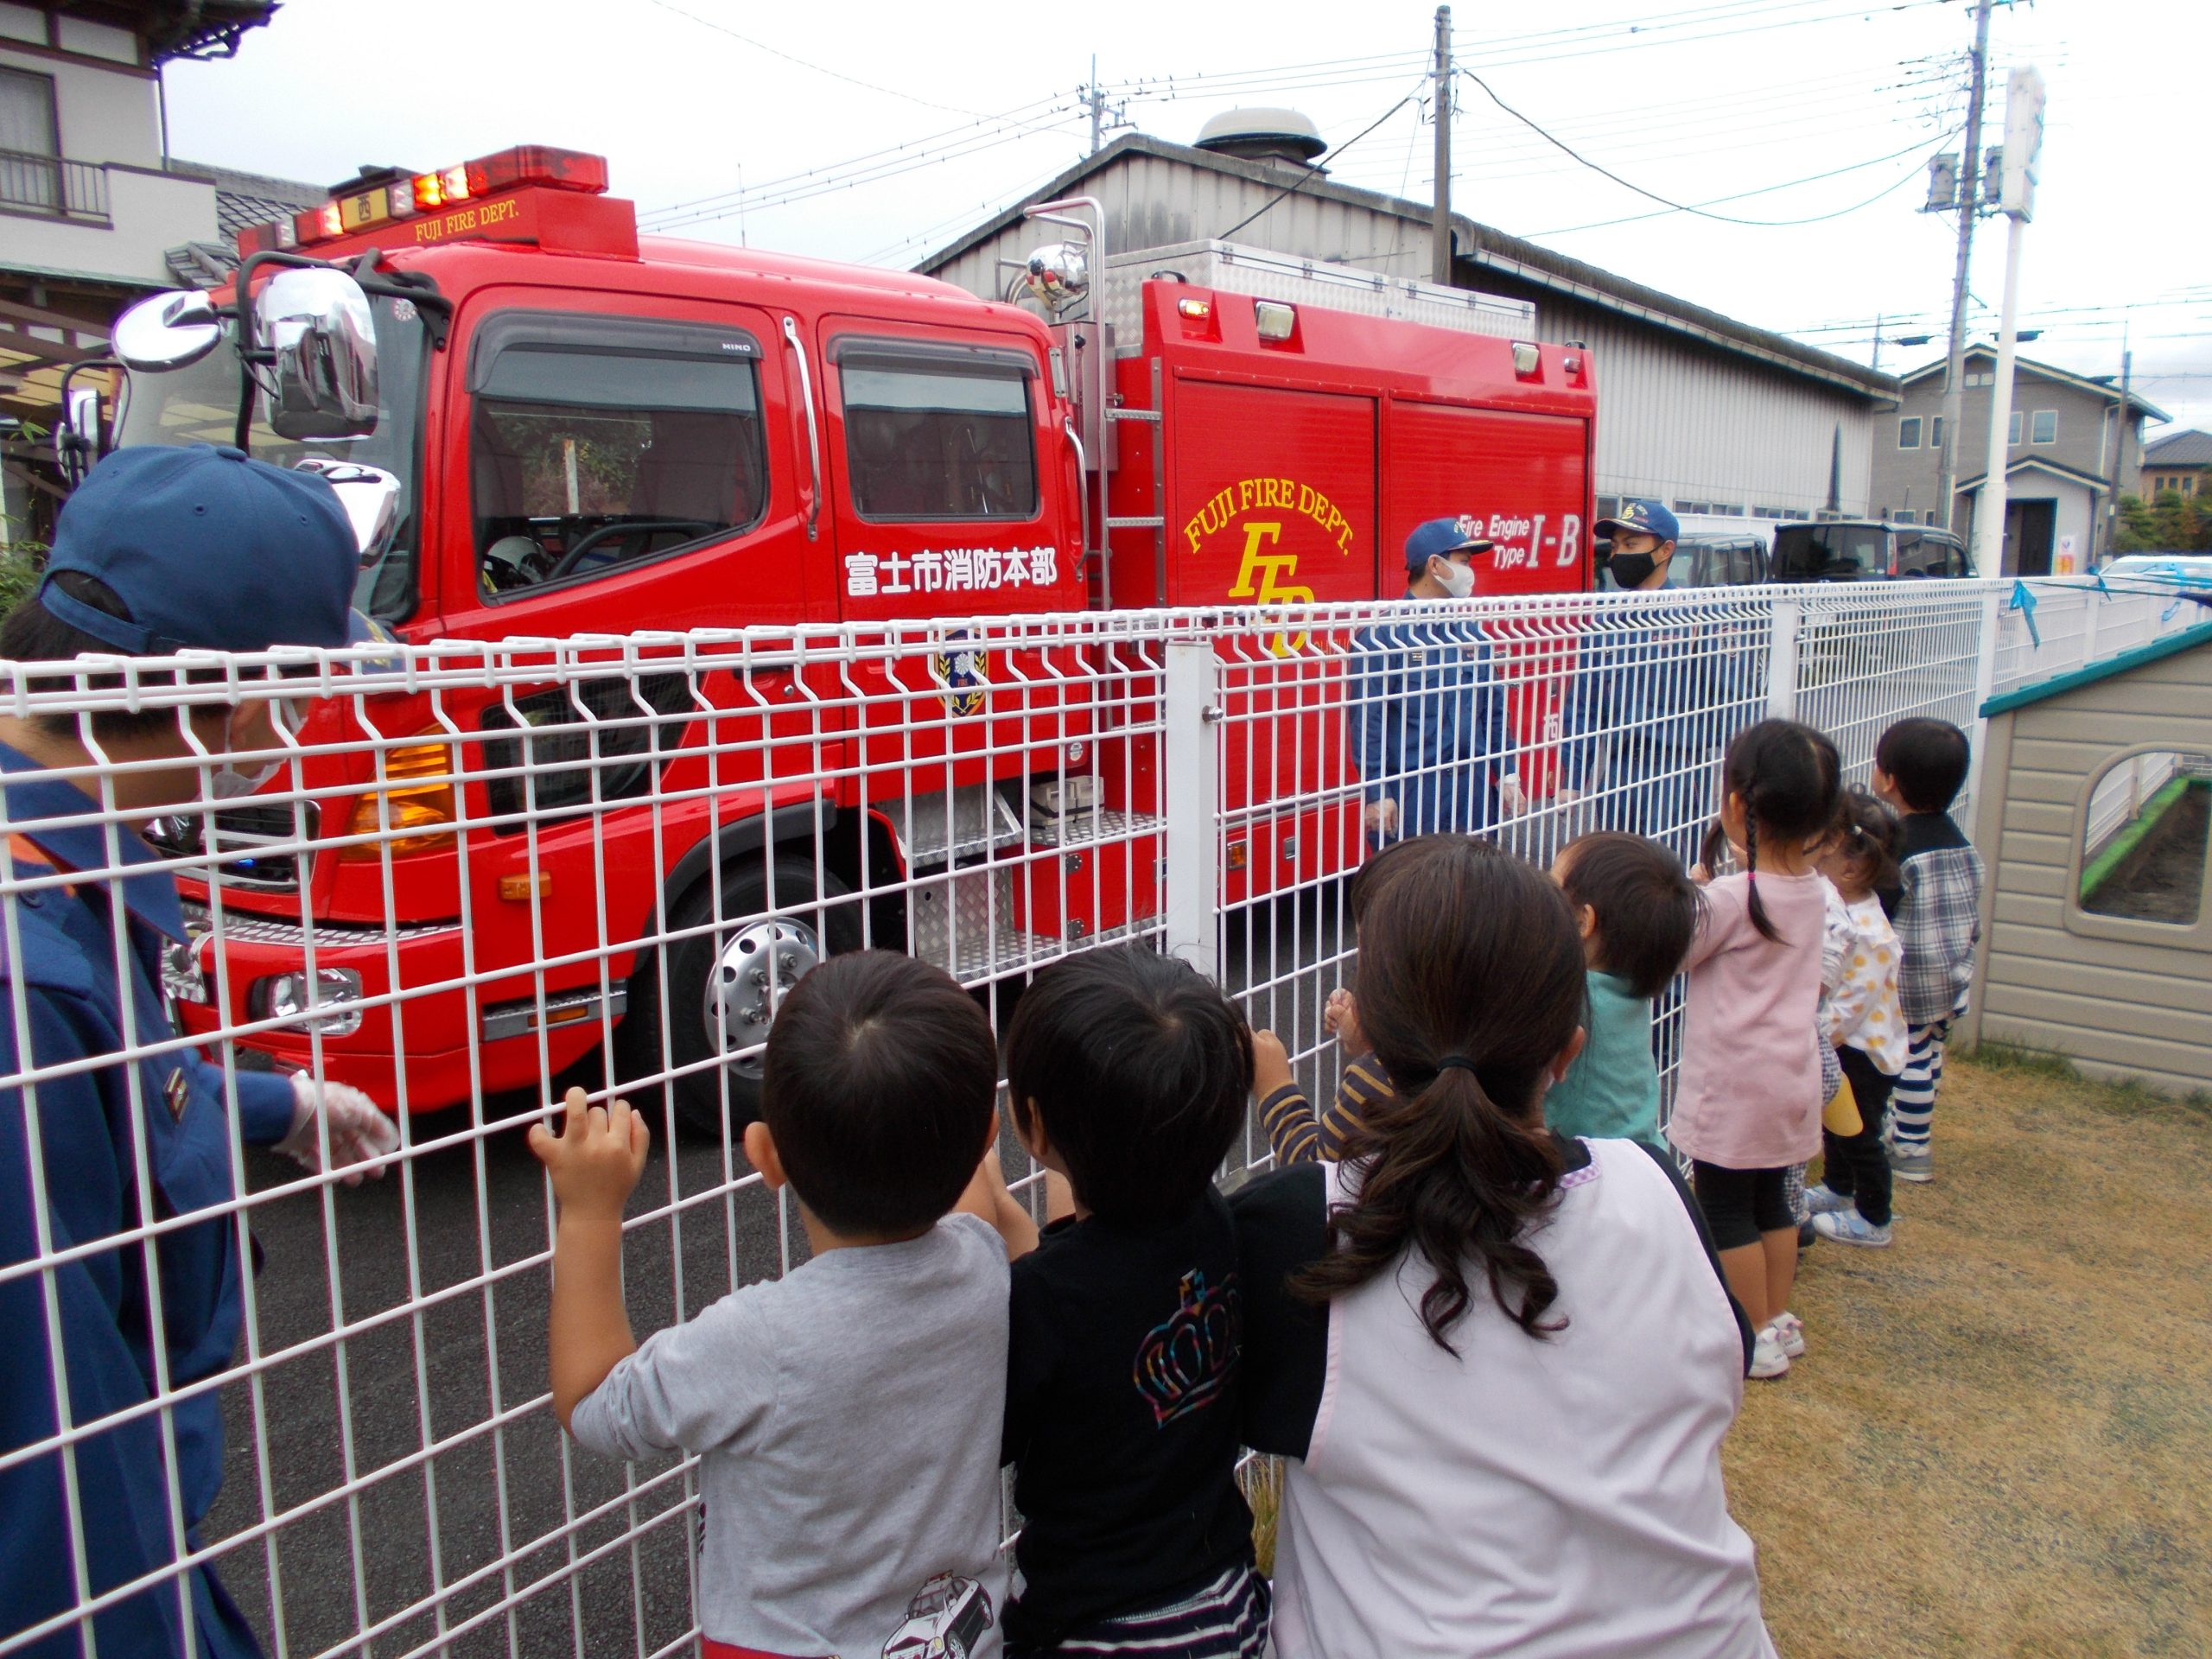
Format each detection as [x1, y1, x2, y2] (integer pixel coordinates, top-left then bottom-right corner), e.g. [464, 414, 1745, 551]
[533, 951, 1015, 1659]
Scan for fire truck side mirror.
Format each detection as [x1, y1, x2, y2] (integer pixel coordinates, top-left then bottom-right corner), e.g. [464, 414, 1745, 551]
[256, 268, 379, 441]
[112, 289, 226, 371]
[289, 457, 403, 563]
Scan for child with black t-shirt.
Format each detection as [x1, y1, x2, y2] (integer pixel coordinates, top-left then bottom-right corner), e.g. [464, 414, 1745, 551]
[972, 944, 1265, 1656]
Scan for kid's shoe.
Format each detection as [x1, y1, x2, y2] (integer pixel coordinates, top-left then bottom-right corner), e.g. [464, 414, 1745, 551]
[1767, 1312, 1806, 1358]
[1750, 1327, 1791, 1380]
[1797, 1217, 1817, 1250]
[1887, 1143, 1934, 1184]
[1803, 1183, 1853, 1215]
[1812, 1208, 1894, 1248]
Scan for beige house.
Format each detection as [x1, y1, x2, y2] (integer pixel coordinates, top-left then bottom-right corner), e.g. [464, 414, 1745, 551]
[1961, 620, 2212, 1094]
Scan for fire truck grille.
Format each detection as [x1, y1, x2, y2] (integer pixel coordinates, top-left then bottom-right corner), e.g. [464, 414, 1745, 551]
[480, 674, 696, 828]
[143, 802, 321, 892]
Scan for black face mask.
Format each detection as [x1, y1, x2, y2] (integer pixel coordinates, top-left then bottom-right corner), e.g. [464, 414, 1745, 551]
[1608, 550, 1659, 589]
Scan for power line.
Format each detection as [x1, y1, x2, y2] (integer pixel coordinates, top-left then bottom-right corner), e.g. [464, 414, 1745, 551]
[645, 0, 991, 118]
[1462, 67, 1947, 228]
[1523, 131, 1948, 235]
[1217, 92, 1422, 241]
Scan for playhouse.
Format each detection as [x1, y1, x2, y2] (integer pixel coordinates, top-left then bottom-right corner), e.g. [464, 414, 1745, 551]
[1961, 619, 2212, 1094]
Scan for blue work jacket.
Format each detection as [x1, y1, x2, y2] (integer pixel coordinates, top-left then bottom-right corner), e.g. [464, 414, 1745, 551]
[1556, 615, 1764, 791]
[0, 743, 293, 1659]
[1348, 599, 1510, 839]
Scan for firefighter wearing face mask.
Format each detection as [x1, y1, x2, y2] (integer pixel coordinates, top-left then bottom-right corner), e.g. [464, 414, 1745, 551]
[1350, 518, 1516, 843]
[0, 446, 402, 1659]
[1554, 498, 1736, 857]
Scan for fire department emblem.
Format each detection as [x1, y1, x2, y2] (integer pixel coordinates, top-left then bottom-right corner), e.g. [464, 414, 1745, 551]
[931, 631, 989, 717]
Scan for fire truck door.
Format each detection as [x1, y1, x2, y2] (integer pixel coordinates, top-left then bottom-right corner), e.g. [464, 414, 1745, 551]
[815, 317, 1085, 794]
[1165, 380, 1379, 605]
[441, 293, 819, 638]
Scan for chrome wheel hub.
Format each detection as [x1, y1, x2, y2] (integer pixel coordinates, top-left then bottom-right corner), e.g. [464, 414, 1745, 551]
[705, 915, 821, 1077]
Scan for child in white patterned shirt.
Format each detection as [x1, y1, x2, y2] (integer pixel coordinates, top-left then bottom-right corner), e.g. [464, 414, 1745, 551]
[1805, 789, 1909, 1246]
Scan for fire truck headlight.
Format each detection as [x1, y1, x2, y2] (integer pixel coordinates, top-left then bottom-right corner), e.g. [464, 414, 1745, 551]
[253, 968, 365, 1038]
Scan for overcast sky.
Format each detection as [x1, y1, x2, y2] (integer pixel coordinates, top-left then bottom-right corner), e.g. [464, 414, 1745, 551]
[164, 0, 2210, 436]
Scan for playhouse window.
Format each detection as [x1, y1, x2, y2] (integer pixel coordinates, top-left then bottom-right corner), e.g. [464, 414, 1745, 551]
[2077, 750, 2209, 926]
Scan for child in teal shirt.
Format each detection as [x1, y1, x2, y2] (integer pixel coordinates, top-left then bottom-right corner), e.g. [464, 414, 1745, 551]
[1546, 832, 1703, 1156]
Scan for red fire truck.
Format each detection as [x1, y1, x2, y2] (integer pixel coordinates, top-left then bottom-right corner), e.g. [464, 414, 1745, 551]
[82, 146, 1594, 1131]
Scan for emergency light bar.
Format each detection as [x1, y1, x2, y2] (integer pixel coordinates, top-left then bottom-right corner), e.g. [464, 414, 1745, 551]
[238, 146, 610, 256]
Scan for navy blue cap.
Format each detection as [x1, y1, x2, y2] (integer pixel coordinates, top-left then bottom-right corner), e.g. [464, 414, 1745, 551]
[1595, 498, 1680, 544]
[1404, 516, 1497, 570]
[40, 444, 378, 655]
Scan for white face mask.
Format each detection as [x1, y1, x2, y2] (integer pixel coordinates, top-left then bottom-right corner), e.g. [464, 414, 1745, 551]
[208, 701, 301, 800]
[1432, 556, 1476, 600]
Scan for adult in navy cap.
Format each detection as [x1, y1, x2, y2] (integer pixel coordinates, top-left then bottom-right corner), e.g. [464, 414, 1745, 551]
[0, 445, 399, 1659]
[1348, 518, 1516, 843]
[1556, 498, 1746, 855]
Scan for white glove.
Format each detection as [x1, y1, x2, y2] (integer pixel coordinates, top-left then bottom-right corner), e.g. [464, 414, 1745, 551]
[277, 1075, 400, 1184]
[1498, 773, 1529, 817]
[1554, 785, 1583, 805]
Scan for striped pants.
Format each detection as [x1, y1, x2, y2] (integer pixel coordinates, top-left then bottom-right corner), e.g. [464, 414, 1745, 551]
[1009, 1565, 1270, 1658]
[1889, 1020, 1952, 1152]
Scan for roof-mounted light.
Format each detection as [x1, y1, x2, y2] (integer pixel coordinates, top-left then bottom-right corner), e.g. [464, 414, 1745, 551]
[236, 145, 611, 258]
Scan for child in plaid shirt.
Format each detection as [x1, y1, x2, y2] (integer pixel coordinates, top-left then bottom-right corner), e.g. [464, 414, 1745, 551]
[1871, 719, 1985, 1184]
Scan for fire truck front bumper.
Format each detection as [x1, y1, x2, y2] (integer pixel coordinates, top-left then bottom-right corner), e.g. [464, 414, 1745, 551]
[170, 902, 626, 1113]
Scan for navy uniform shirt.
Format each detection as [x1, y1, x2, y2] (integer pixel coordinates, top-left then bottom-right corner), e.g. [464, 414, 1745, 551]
[0, 741, 295, 1659]
[1348, 599, 1510, 839]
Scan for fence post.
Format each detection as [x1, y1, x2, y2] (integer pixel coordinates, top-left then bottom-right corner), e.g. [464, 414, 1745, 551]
[1764, 597, 1801, 720]
[2081, 580, 2100, 664]
[1965, 584, 2005, 820]
[1162, 639, 1222, 980]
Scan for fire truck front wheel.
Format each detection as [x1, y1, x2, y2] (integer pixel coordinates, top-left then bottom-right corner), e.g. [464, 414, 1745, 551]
[618, 858, 863, 1140]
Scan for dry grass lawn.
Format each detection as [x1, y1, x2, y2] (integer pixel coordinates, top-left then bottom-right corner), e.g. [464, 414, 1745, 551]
[1726, 1052, 2212, 1656]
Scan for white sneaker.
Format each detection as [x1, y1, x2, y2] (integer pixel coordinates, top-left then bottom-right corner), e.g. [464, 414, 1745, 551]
[1766, 1311, 1806, 1358]
[1750, 1327, 1791, 1379]
[1803, 1183, 1853, 1216]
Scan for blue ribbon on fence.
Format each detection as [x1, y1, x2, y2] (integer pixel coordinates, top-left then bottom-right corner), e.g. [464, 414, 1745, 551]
[2009, 580, 2041, 648]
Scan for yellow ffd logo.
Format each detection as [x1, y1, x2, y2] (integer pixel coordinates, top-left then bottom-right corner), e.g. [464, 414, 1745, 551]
[1228, 523, 1313, 607]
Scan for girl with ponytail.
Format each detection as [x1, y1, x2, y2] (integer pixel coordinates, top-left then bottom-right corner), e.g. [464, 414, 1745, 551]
[1231, 836, 1774, 1658]
[1672, 718, 1839, 1380]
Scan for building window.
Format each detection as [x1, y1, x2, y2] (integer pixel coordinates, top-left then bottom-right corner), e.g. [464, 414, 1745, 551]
[2031, 410, 2057, 445]
[2008, 410, 2024, 446]
[1931, 416, 1945, 448]
[1898, 416, 1923, 449]
[1594, 495, 1621, 522]
[0, 67, 60, 214]
[1895, 509, 1917, 524]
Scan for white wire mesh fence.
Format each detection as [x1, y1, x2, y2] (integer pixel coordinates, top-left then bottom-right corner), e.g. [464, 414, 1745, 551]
[0, 575, 2190, 1657]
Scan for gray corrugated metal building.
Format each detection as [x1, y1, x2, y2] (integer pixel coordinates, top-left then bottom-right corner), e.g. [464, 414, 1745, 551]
[918, 133, 1900, 524]
[1961, 620, 2212, 1095]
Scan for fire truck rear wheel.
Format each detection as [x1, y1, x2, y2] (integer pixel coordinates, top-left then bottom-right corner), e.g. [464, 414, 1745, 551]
[620, 858, 862, 1141]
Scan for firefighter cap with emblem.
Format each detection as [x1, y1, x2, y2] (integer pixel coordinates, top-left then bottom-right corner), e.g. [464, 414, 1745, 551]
[1403, 517, 1497, 569]
[39, 443, 396, 658]
[1593, 498, 1681, 544]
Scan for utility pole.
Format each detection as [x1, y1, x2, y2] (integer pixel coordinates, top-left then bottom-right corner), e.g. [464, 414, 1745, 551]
[1871, 311, 1885, 373]
[1432, 5, 1452, 287]
[1974, 66, 2046, 578]
[1080, 57, 1126, 156]
[2101, 322, 2133, 560]
[1936, 0, 1993, 534]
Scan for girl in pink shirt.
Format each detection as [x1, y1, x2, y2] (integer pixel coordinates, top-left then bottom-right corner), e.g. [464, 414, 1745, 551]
[1673, 720, 1839, 1380]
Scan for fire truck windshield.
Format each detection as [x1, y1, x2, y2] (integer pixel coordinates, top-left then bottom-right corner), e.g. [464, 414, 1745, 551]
[113, 293, 428, 623]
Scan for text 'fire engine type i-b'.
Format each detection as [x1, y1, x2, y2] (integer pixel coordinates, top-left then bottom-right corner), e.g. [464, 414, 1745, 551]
[67, 146, 1596, 1132]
